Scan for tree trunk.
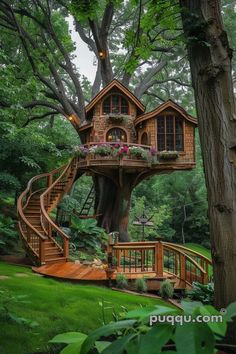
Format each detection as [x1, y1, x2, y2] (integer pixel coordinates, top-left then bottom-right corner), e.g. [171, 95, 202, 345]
[180, 0, 236, 344]
[94, 175, 133, 241]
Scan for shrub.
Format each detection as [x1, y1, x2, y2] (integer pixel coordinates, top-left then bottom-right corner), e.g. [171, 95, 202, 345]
[116, 273, 128, 289]
[187, 282, 214, 304]
[159, 279, 174, 299]
[134, 278, 147, 293]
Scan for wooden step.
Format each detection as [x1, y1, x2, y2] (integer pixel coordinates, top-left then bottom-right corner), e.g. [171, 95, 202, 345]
[45, 256, 67, 264]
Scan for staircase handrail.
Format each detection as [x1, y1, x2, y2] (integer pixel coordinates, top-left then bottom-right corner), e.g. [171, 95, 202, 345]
[40, 157, 77, 244]
[18, 173, 50, 241]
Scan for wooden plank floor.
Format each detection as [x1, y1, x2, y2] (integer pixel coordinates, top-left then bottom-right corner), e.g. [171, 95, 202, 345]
[32, 262, 158, 281]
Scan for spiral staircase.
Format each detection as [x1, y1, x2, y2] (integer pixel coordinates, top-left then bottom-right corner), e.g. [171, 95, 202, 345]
[17, 157, 77, 265]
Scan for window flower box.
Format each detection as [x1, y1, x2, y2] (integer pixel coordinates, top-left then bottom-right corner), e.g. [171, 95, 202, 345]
[158, 151, 179, 160]
[107, 113, 129, 123]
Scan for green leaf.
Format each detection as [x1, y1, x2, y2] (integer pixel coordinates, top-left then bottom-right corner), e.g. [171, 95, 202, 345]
[80, 320, 136, 354]
[124, 305, 178, 321]
[199, 306, 227, 337]
[95, 341, 111, 353]
[181, 301, 202, 314]
[175, 322, 215, 354]
[224, 301, 236, 322]
[50, 332, 87, 344]
[139, 324, 173, 354]
[60, 342, 84, 354]
[101, 334, 137, 354]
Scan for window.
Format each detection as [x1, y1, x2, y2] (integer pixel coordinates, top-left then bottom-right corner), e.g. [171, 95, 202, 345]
[106, 128, 127, 142]
[102, 95, 129, 114]
[141, 132, 148, 145]
[157, 115, 184, 151]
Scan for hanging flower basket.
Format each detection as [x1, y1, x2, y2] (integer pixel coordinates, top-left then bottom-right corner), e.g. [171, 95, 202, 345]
[158, 151, 179, 160]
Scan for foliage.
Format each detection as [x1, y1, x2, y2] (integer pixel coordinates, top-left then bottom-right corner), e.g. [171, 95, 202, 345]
[69, 216, 108, 259]
[187, 282, 214, 305]
[0, 215, 18, 255]
[116, 273, 128, 289]
[0, 262, 162, 354]
[134, 278, 147, 293]
[159, 280, 174, 299]
[50, 300, 236, 354]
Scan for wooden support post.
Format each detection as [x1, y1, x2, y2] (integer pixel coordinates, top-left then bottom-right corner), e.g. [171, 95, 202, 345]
[202, 271, 208, 284]
[179, 254, 186, 288]
[64, 238, 69, 259]
[117, 250, 121, 272]
[175, 253, 178, 275]
[155, 242, 164, 277]
[141, 249, 145, 271]
[40, 240, 45, 264]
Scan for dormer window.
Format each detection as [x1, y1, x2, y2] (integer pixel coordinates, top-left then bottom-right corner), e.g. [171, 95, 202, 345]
[103, 94, 129, 114]
[157, 115, 184, 151]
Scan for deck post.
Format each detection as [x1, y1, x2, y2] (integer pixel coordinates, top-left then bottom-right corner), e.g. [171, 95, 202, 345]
[39, 240, 45, 264]
[64, 238, 69, 259]
[179, 254, 186, 288]
[155, 242, 164, 277]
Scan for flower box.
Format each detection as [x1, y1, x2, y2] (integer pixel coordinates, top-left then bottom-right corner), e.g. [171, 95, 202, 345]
[107, 114, 129, 123]
[158, 151, 179, 160]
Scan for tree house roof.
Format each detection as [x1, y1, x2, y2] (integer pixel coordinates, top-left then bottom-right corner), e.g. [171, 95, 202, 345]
[85, 79, 145, 114]
[135, 99, 198, 126]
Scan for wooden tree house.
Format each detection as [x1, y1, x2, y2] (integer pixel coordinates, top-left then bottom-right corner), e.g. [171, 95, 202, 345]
[18, 79, 210, 290]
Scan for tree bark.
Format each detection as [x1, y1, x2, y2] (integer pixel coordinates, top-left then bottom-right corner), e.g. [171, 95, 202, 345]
[94, 174, 134, 242]
[180, 0, 236, 344]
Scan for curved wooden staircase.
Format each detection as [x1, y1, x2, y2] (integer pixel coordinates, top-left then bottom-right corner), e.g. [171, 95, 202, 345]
[17, 157, 77, 265]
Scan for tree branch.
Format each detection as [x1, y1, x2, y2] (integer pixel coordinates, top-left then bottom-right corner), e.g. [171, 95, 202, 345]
[22, 111, 59, 127]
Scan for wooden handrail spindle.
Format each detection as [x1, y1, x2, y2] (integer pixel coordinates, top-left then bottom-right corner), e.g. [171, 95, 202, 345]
[155, 242, 163, 277]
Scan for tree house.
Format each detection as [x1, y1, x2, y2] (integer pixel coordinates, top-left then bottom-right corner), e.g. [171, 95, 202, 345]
[17, 79, 209, 291]
[79, 79, 197, 168]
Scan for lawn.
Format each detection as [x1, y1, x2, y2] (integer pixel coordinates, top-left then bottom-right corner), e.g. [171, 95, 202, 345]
[185, 243, 212, 259]
[0, 262, 166, 354]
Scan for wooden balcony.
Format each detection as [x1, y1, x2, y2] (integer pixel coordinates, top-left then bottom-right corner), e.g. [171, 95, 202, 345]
[76, 142, 196, 172]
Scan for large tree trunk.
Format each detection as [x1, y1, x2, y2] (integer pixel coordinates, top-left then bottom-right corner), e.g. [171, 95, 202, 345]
[94, 175, 133, 242]
[180, 0, 236, 344]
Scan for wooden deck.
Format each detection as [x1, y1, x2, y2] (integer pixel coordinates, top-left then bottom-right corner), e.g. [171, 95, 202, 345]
[32, 262, 159, 282]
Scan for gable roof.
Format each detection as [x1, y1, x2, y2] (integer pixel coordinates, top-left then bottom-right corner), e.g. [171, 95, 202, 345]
[85, 79, 145, 114]
[134, 99, 197, 126]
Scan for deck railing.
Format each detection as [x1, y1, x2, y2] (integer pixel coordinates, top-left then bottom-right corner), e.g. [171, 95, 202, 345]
[107, 239, 211, 287]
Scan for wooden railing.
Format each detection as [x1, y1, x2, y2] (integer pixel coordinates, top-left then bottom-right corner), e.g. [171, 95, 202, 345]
[107, 240, 212, 287]
[18, 157, 77, 264]
[18, 174, 49, 262]
[40, 157, 78, 260]
[162, 242, 212, 279]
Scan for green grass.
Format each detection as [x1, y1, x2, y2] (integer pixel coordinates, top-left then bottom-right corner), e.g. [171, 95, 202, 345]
[0, 262, 167, 354]
[184, 243, 212, 259]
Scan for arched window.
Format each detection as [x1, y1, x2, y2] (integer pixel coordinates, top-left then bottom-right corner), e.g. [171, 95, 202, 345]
[141, 132, 148, 145]
[103, 95, 129, 114]
[106, 128, 127, 142]
[157, 115, 184, 151]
